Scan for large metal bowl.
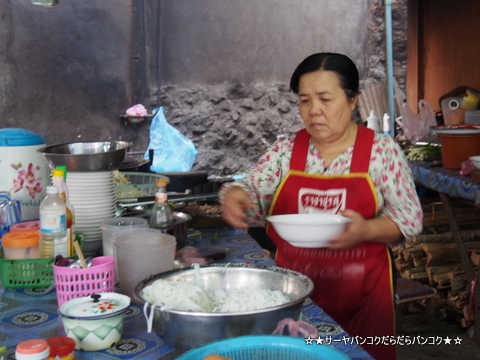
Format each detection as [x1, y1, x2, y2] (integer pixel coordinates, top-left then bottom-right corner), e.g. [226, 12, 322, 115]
[38, 141, 130, 171]
[134, 263, 314, 351]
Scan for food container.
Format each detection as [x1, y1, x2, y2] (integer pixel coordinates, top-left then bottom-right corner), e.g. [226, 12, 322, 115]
[266, 214, 352, 248]
[437, 133, 480, 169]
[441, 97, 465, 124]
[15, 339, 50, 360]
[134, 263, 314, 351]
[45, 337, 75, 360]
[112, 229, 176, 301]
[466, 110, 480, 124]
[176, 335, 349, 360]
[9, 220, 40, 232]
[0, 128, 50, 221]
[100, 217, 149, 257]
[58, 292, 131, 351]
[2, 229, 40, 259]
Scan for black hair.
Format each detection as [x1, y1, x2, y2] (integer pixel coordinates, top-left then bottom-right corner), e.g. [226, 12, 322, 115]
[289, 53, 359, 100]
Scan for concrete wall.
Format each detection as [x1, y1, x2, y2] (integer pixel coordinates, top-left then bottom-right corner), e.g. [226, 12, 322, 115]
[0, 0, 407, 175]
[160, 0, 370, 85]
[0, 0, 143, 148]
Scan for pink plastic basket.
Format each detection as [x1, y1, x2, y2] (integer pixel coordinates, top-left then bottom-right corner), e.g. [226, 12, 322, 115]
[52, 256, 116, 306]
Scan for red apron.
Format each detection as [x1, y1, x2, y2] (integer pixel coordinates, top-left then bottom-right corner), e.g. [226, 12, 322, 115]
[267, 126, 396, 360]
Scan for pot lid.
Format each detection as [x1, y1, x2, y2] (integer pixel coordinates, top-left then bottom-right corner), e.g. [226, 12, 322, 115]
[0, 128, 45, 146]
[58, 293, 131, 319]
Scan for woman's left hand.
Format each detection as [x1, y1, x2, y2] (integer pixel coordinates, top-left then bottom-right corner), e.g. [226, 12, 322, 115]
[327, 209, 367, 250]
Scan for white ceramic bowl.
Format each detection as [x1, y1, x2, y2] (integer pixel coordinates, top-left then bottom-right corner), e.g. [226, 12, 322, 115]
[58, 292, 131, 351]
[266, 213, 352, 248]
[470, 155, 480, 170]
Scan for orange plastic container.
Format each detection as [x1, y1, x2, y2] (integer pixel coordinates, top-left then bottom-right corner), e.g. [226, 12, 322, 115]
[437, 133, 480, 169]
[2, 229, 40, 259]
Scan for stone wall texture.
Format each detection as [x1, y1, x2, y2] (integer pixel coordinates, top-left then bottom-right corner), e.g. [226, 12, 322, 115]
[160, 0, 408, 175]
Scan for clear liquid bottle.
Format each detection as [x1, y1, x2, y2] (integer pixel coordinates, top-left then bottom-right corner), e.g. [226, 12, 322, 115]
[39, 185, 68, 258]
[52, 167, 76, 256]
[150, 178, 173, 232]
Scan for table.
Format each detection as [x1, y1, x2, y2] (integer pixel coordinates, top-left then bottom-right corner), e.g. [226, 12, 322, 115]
[0, 228, 374, 360]
[409, 161, 480, 343]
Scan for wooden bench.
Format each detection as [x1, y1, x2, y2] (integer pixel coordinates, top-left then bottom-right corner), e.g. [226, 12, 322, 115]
[395, 277, 437, 332]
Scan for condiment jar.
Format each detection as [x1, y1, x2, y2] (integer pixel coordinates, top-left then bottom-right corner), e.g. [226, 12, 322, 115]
[46, 337, 75, 360]
[15, 339, 49, 360]
[2, 229, 40, 259]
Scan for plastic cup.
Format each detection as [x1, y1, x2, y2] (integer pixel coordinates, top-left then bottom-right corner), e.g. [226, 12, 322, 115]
[112, 228, 176, 302]
[100, 217, 149, 257]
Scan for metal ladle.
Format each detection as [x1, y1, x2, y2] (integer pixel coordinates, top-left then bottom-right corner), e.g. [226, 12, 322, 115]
[67, 256, 93, 268]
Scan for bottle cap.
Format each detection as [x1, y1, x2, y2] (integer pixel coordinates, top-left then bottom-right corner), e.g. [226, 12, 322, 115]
[55, 165, 68, 179]
[46, 185, 59, 194]
[155, 177, 170, 187]
[52, 168, 64, 177]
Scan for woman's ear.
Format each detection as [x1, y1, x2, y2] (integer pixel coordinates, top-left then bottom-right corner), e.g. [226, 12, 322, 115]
[349, 94, 359, 110]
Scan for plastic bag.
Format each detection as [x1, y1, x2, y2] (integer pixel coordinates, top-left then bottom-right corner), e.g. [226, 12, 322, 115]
[401, 100, 437, 142]
[144, 107, 197, 172]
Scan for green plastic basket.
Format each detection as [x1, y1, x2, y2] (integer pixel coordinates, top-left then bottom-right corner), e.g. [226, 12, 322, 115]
[114, 172, 169, 200]
[0, 233, 84, 289]
[176, 335, 350, 360]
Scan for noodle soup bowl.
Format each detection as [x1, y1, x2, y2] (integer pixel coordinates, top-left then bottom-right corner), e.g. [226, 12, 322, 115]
[134, 263, 314, 351]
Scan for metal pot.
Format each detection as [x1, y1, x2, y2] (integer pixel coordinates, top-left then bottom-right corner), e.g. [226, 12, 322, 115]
[134, 263, 314, 351]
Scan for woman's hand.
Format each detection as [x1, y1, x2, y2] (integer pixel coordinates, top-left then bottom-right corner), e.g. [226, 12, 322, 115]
[328, 209, 403, 250]
[221, 186, 256, 230]
[328, 209, 366, 250]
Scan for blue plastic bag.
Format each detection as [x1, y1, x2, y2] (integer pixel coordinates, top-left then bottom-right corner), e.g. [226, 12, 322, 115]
[144, 107, 197, 172]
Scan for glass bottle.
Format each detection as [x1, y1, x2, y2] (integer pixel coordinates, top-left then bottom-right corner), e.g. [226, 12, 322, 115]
[39, 185, 68, 258]
[52, 167, 76, 256]
[150, 178, 173, 232]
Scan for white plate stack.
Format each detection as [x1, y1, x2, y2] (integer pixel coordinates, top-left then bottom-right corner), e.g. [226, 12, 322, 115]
[67, 171, 117, 256]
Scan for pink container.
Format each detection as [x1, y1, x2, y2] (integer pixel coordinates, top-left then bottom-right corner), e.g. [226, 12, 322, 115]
[9, 220, 40, 232]
[52, 256, 116, 306]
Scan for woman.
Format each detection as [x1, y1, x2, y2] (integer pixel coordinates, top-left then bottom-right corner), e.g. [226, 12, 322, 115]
[220, 53, 423, 360]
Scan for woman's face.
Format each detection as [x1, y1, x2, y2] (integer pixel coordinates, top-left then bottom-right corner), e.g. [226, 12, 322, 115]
[298, 70, 358, 144]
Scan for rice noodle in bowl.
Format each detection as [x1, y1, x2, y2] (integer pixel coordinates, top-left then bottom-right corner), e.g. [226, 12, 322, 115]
[134, 263, 314, 351]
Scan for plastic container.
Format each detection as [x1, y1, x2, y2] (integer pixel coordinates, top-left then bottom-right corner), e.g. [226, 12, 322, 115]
[0, 128, 50, 221]
[52, 256, 116, 306]
[9, 220, 40, 232]
[0, 233, 86, 289]
[2, 229, 40, 259]
[437, 133, 480, 169]
[46, 336, 75, 360]
[176, 335, 349, 360]
[112, 229, 176, 302]
[100, 217, 149, 257]
[441, 97, 465, 124]
[465, 110, 480, 124]
[15, 339, 49, 360]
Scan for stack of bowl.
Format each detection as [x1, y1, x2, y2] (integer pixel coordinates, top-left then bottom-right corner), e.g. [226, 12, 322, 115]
[67, 172, 117, 255]
[39, 140, 129, 256]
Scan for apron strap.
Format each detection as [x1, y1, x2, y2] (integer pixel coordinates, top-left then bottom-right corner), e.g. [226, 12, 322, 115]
[290, 126, 375, 173]
[290, 129, 310, 171]
[350, 125, 375, 173]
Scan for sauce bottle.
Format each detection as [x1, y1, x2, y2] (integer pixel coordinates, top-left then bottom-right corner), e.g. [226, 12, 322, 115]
[150, 178, 173, 232]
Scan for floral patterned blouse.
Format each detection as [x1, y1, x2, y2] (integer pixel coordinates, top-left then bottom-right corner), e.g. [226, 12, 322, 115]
[220, 131, 423, 241]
